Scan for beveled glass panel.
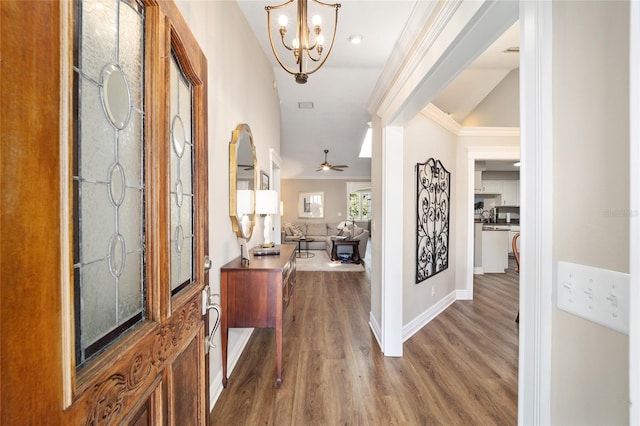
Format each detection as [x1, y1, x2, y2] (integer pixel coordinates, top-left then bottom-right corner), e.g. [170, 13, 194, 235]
[118, 251, 142, 321]
[169, 52, 194, 294]
[80, 181, 115, 263]
[81, 260, 117, 349]
[118, 1, 143, 111]
[118, 112, 142, 185]
[100, 63, 132, 129]
[74, 0, 145, 367]
[80, 80, 115, 183]
[81, 0, 117, 81]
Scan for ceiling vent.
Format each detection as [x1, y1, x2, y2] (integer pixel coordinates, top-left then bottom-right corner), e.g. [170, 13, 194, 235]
[503, 47, 520, 53]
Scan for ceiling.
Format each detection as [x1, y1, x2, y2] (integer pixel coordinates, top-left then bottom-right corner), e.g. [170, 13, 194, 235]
[237, 1, 519, 179]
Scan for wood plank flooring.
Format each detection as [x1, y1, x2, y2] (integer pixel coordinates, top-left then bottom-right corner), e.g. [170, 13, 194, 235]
[210, 263, 519, 425]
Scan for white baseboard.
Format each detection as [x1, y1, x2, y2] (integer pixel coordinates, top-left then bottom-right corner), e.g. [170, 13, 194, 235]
[369, 312, 382, 349]
[474, 266, 484, 274]
[209, 328, 254, 412]
[402, 290, 457, 342]
[456, 289, 472, 300]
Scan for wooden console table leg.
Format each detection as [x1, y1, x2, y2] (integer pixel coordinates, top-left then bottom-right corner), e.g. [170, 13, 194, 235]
[276, 305, 283, 386]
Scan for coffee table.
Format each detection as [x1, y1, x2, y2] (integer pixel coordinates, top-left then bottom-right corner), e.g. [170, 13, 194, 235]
[330, 238, 362, 264]
[294, 237, 315, 258]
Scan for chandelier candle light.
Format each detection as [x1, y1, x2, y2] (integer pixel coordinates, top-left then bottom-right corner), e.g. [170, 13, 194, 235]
[265, 0, 341, 84]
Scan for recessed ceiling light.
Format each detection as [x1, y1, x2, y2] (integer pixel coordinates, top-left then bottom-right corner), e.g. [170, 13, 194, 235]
[348, 34, 363, 45]
[298, 101, 314, 109]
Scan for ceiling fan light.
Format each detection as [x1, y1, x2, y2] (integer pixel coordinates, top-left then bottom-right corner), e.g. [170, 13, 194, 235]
[322, 165, 330, 171]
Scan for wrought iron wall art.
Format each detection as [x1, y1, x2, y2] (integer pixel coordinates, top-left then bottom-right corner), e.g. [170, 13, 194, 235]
[416, 158, 451, 283]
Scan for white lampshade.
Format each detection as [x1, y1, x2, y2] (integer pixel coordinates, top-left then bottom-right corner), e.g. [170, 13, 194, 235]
[236, 190, 254, 216]
[255, 190, 279, 215]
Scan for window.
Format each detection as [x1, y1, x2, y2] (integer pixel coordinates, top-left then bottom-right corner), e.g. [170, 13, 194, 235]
[349, 191, 371, 221]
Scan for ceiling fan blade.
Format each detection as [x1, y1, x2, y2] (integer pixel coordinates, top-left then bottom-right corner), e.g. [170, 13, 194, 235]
[331, 167, 345, 171]
[332, 165, 348, 168]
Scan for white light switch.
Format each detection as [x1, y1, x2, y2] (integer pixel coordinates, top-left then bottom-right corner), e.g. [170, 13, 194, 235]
[556, 261, 629, 334]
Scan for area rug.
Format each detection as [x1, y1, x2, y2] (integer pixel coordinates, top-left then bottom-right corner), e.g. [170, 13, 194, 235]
[295, 250, 365, 272]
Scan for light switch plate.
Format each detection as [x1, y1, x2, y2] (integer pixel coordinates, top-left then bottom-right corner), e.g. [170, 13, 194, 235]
[557, 261, 629, 334]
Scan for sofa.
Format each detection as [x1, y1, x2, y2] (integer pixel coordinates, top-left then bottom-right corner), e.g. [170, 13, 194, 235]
[282, 221, 369, 260]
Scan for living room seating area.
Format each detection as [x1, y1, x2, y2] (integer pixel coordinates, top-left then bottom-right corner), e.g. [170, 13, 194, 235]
[282, 221, 370, 260]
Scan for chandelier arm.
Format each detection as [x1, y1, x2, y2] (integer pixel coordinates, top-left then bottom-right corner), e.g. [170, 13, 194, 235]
[311, 0, 341, 8]
[302, 4, 340, 75]
[265, 0, 295, 12]
[266, 7, 300, 77]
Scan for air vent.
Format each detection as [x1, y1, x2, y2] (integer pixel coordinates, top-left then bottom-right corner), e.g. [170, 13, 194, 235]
[503, 47, 520, 53]
[298, 101, 314, 109]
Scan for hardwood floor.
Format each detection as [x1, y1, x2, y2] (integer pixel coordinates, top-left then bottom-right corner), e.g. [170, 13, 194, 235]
[210, 263, 519, 425]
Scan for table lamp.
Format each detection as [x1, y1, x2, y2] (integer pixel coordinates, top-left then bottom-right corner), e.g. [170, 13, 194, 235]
[256, 190, 279, 247]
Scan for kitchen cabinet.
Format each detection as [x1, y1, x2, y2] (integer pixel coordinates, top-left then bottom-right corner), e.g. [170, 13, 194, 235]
[501, 180, 519, 205]
[481, 229, 509, 273]
[474, 171, 483, 191]
[482, 180, 502, 194]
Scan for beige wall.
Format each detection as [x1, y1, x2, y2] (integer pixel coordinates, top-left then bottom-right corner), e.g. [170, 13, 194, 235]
[462, 68, 519, 127]
[551, 1, 629, 424]
[175, 0, 281, 408]
[402, 114, 457, 324]
[281, 178, 370, 225]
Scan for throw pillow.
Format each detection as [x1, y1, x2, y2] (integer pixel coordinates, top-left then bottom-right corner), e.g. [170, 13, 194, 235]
[283, 223, 294, 236]
[291, 223, 305, 237]
[352, 225, 364, 237]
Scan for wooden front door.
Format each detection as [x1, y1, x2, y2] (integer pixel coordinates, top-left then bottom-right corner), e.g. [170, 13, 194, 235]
[1, 1, 210, 424]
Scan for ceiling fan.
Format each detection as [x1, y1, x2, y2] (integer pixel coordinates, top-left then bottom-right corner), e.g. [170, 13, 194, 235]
[316, 149, 348, 172]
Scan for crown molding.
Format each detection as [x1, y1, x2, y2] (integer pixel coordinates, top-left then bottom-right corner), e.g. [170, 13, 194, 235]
[420, 103, 463, 134]
[458, 126, 520, 137]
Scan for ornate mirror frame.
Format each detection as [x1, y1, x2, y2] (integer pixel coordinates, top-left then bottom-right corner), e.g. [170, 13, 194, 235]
[229, 123, 257, 239]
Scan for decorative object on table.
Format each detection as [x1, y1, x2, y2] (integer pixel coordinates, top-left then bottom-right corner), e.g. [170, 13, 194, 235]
[316, 149, 348, 171]
[416, 158, 451, 283]
[265, 0, 341, 84]
[297, 191, 324, 218]
[260, 170, 270, 190]
[256, 189, 279, 247]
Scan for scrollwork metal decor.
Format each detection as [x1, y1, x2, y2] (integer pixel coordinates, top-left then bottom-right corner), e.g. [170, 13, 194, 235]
[416, 158, 450, 283]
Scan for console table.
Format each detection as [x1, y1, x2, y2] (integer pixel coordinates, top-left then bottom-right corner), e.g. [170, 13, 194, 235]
[220, 244, 296, 387]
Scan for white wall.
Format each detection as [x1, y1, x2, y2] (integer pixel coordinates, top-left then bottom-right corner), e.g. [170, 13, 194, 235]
[462, 68, 520, 127]
[174, 0, 281, 409]
[551, 1, 629, 424]
[402, 114, 457, 325]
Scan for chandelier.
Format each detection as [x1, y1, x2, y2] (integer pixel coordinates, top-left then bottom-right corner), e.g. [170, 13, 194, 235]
[265, 0, 341, 84]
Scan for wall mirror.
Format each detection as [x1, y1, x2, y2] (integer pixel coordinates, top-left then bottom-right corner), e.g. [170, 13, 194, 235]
[229, 123, 257, 239]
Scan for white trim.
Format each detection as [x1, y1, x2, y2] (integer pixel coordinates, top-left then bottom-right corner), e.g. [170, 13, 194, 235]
[368, 312, 382, 350]
[466, 145, 520, 301]
[456, 289, 472, 300]
[420, 103, 463, 134]
[381, 125, 403, 357]
[209, 328, 253, 412]
[518, 1, 553, 424]
[473, 267, 484, 275]
[459, 127, 520, 137]
[403, 291, 457, 341]
[629, 1, 640, 422]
